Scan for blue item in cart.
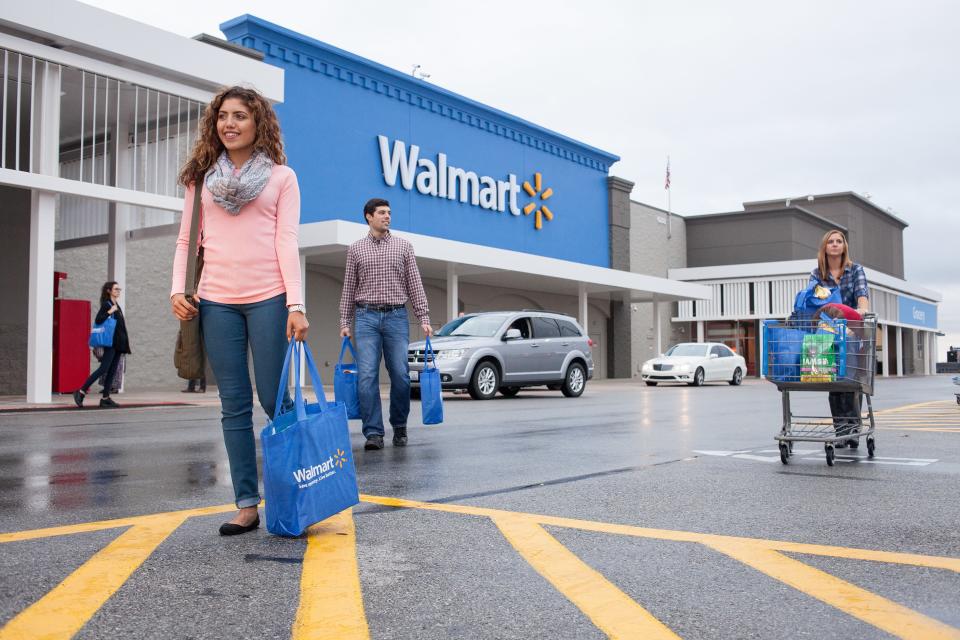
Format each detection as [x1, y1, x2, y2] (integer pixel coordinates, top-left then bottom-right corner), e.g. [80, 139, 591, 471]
[334, 336, 361, 419]
[260, 340, 359, 537]
[88, 316, 117, 348]
[794, 282, 842, 319]
[764, 325, 806, 382]
[420, 336, 444, 425]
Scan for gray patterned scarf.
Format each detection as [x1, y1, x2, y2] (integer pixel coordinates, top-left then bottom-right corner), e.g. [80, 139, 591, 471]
[205, 150, 274, 215]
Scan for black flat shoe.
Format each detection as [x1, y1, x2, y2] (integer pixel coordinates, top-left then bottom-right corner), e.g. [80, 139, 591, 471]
[219, 515, 260, 536]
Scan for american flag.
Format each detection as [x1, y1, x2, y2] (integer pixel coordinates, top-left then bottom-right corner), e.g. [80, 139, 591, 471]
[664, 157, 671, 190]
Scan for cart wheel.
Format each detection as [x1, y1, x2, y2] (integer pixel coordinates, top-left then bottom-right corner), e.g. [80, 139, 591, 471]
[825, 445, 835, 466]
[779, 443, 789, 464]
[867, 437, 875, 458]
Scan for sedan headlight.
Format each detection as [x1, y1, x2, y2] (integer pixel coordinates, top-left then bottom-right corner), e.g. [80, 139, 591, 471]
[675, 364, 691, 372]
[434, 349, 466, 361]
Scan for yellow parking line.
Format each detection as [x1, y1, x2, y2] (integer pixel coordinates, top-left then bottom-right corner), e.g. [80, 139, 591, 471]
[704, 540, 960, 640]
[360, 495, 960, 572]
[0, 514, 186, 640]
[293, 508, 369, 640]
[492, 514, 680, 639]
[0, 502, 235, 544]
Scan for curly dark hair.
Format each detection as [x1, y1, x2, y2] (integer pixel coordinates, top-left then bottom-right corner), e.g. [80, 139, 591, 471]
[178, 86, 286, 186]
[99, 281, 119, 304]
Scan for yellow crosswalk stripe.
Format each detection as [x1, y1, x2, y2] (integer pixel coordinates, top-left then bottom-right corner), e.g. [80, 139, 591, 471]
[705, 540, 960, 640]
[293, 508, 369, 640]
[492, 514, 680, 639]
[0, 514, 187, 640]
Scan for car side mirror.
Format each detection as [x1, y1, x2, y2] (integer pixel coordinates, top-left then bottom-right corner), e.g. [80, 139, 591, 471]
[710, 353, 719, 359]
[503, 328, 521, 341]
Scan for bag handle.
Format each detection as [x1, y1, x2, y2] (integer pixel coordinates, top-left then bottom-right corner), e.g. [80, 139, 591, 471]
[273, 340, 330, 421]
[183, 181, 203, 298]
[337, 336, 358, 366]
[423, 336, 437, 370]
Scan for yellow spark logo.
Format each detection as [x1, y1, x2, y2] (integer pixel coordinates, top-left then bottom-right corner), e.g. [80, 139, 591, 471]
[334, 448, 347, 469]
[522, 172, 554, 230]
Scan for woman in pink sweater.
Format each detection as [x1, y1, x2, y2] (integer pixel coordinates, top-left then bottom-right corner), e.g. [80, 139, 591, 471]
[171, 86, 308, 536]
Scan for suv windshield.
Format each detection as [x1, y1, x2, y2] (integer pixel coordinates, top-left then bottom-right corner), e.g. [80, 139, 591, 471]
[666, 344, 708, 357]
[436, 313, 510, 338]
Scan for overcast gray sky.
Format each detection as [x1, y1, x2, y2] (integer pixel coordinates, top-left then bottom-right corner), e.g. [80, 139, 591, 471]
[82, 0, 960, 358]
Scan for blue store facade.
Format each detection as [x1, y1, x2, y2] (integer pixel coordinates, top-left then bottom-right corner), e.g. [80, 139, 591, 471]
[219, 16, 709, 380]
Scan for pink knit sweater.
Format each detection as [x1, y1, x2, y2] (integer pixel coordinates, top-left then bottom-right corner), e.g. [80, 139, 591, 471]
[171, 164, 303, 305]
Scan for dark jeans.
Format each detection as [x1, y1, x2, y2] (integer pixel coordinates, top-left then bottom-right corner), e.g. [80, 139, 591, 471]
[355, 306, 410, 438]
[829, 391, 862, 436]
[200, 294, 290, 509]
[80, 347, 120, 397]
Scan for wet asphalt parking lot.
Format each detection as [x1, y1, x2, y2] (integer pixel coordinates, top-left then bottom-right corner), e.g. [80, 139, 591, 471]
[1, 375, 959, 639]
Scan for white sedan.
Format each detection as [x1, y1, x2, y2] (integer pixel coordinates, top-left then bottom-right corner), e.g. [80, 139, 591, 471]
[641, 342, 746, 387]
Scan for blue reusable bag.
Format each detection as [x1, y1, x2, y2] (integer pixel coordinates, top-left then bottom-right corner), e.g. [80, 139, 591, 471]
[88, 316, 116, 348]
[764, 325, 806, 383]
[334, 337, 361, 419]
[420, 336, 444, 425]
[794, 282, 842, 319]
[260, 340, 360, 537]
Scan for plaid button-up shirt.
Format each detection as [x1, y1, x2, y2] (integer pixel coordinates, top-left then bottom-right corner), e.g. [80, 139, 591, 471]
[339, 231, 430, 329]
[808, 263, 869, 308]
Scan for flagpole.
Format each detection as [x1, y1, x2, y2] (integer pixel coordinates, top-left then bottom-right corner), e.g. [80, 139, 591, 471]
[666, 155, 672, 239]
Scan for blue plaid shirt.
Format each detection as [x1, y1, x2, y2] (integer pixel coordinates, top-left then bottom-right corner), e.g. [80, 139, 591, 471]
[809, 263, 869, 308]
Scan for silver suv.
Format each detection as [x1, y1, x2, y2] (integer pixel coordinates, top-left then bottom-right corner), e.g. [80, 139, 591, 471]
[408, 311, 594, 400]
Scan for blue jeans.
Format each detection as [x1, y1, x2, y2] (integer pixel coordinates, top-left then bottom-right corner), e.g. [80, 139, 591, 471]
[80, 346, 120, 397]
[200, 293, 290, 508]
[355, 306, 410, 438]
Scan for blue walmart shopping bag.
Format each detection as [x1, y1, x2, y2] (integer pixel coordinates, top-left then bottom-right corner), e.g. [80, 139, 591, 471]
[260, 340, 359, 537]
[794, 282, 841, 319]
[334, 337, 360, 419]
[420, 336, 443, 425]
[88, 316, 116, 348]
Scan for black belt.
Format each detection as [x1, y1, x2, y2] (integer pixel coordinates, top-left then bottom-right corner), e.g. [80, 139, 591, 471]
[356, 303, 405, 312]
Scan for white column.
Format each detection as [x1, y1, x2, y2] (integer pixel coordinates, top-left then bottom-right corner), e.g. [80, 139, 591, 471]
[299, 254, 307, 383]
[929, 332, 937, 375]
[896, 326, 903, 377]
[652, 295, 662, 355]
[696, 320, 705, 343]
[108, 140, 133, 306]
[446, 263, 458, 323]
[26, 62, 61, 403]
[578, 283, 588, 332]
[27, 193, 56, 403]
[881, 323, 889, 377]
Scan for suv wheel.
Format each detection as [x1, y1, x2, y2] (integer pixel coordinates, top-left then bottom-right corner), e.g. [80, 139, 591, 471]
[499, 386, 520, 398]
[469, 361, 499, 400]
[561, 362, 586, 397]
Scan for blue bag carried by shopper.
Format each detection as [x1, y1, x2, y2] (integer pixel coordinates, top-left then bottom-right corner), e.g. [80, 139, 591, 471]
[334, 337, 360, 419]
[260, 340, 359, 537]
[88, 316, 116, 348]
[794, 282, 842, 318]
[420, 336, 444, 425]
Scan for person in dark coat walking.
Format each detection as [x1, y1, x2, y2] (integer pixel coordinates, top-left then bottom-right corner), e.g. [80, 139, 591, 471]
[74, 281, 131, 408]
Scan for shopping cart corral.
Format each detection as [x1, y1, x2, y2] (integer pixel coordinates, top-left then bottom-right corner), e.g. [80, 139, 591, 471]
[762, 313, 878, 466]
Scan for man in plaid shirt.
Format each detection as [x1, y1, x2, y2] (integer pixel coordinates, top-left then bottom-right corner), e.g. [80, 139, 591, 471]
[340, 198, 432, 450]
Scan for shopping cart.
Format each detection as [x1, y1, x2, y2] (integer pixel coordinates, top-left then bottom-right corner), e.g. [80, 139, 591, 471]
[761, 313, 878, 466]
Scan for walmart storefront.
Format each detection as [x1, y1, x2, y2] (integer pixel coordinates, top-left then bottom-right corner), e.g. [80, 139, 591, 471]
[220, 16, 709, 379]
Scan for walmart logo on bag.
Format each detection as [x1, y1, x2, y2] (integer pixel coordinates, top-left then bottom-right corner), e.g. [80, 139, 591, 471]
[378, 135, 557, 231]
[293, 449, 349, 489]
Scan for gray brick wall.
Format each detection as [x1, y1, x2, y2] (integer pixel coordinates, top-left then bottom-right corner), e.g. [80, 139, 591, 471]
[629, 201, 688, 376]
[0, 187, 32, 394]
[55, 233, 183, 392]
